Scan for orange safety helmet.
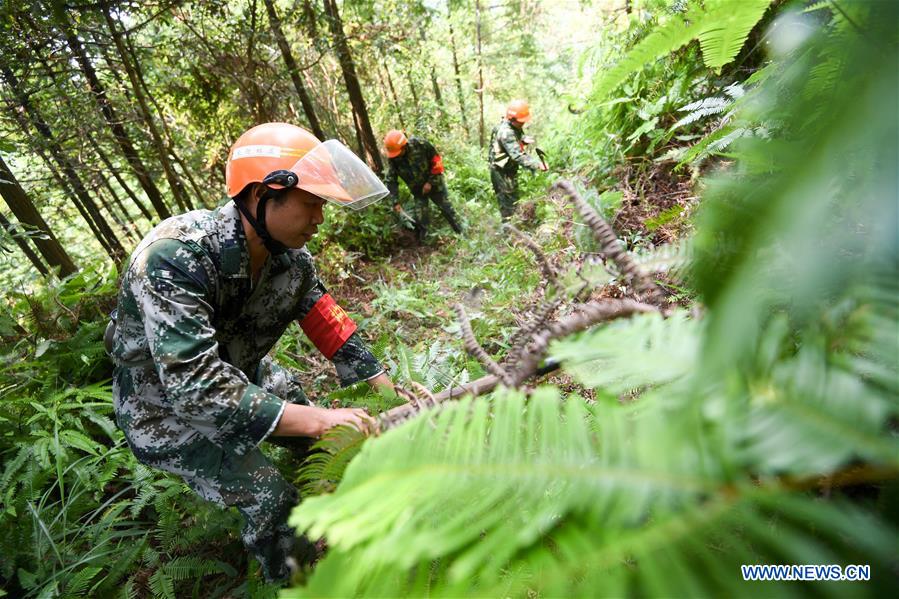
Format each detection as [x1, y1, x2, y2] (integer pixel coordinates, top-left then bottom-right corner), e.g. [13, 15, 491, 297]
[226, 122, 386, 208]
[226, 122, 320, 198]
[506, 99, 531, 123]
[383, 130, 408, 158]
[225, 123, 388, 254]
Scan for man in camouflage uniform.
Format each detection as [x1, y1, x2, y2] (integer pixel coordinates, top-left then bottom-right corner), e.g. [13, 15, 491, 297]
[488, 100, 547, 220]
[110, 123, 392, 583]
[383, 130, 463, 242]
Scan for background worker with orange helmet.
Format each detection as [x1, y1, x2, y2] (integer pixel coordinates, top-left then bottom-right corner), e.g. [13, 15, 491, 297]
[383, 129, 464, 242]
[488, 99, 548, 220]
[109, 122, 393, 583]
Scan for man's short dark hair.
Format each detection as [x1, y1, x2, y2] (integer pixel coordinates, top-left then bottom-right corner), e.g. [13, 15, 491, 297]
[233, 183, 289, 205]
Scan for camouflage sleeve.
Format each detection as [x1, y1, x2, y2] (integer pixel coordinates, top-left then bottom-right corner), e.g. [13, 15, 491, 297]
[297, 281, 384, 386]
[132, 239, 285, 455]
[384, 161, 400, 201]
[498, 126, 541, 170]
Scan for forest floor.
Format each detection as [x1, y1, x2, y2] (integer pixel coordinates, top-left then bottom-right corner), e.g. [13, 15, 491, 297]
[290, 159, 697, 408]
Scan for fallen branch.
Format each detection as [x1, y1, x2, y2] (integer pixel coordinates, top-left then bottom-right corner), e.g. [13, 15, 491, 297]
[508, 299, 657, 387]
[502, 222, 558, 282]
[454, 303, 512, 386]
[502, 296, 563, 368]
[553, 180, 664, 304]
[378, 373, 500, 429]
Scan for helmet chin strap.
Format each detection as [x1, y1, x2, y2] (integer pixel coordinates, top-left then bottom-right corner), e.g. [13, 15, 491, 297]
[233, 187, 290, 256]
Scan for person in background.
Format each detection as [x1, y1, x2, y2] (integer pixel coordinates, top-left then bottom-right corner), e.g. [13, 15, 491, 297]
[383, 129, 464, 242]
[487, 100, 547, 220]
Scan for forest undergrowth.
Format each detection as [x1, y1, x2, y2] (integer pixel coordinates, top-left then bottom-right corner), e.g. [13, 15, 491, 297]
[2, 1, 897, 597]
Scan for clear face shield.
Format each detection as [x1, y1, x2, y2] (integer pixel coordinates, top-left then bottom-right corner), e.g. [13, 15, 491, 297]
[288, 140, 388, 210]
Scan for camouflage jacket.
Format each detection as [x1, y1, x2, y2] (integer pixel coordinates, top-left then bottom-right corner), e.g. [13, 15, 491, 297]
[488, 119, 541, 173]
[384, 136, 444, 198]
[110, 202, 382, 458]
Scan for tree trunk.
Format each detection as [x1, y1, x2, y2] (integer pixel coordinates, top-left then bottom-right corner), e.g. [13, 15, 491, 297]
[302, 0, 319, 39]
[447, 14, 470, 137]
[99, 2, 190, 213]
[264, 0, 326, 139]
[1, 65, 125, 261]
[2, 91, 116, 255]
[98, 168, 143, 239]
[351, 106, 366, 157]
[169, 151, 209, 209]
[419, 30, 446, 124]
[90, 171, 136, 242]
[87, 134, 155, 222]
[0, 211, 50, 277]
[378, 59, 406, 130]
[55, 9, 172, 220]
[322, 0, 383, 171]
[475, 0, 486, 147]
[119, 29, 204, 210]
[25, 25, 158, 224]
[7, 107, 115, 256]
[404, 65, 421, 111]
[0, 155, 78, 276]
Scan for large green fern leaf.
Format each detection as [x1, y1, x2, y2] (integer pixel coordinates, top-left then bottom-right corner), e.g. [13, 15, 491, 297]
[698, 0, 772, 69]
[287, 389, 897, 597]
[593, 0, 773, 102]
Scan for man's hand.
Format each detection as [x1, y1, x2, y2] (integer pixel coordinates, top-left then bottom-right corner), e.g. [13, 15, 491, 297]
[422, 182, 432, 195]
[321, 407, 375, 435]
[393, 203, 403, 213]
[538, 163, 549, 172]
[272, 403, 374, 437]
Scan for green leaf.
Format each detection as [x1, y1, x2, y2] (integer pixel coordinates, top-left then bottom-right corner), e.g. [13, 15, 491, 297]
[59, 429, 101, 455]
[551, 310, 700, 394]
[64, 566, 102, 597]
[592, 0, 773, 101]
[148, 569, 175, 599]
[697, 0, 772, 69]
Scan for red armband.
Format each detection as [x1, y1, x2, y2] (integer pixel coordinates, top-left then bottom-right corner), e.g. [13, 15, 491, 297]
[299, 293, 358, 359]
[430, 154, 445, 175]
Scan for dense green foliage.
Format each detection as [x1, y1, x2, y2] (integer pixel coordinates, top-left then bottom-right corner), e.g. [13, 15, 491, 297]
[284, 1, 899, 596]
[1, 0, 897, 597]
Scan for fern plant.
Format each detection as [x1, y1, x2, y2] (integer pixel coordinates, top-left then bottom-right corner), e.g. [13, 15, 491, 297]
[0, 269, 255, 598]
[285, 2, 899, 596]
[592, 0, 774, 102]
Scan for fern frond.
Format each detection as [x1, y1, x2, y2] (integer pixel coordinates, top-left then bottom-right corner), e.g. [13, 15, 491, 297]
[0, 444, 30, 492]
[697, 0, 772, 70]
[723, 82, 745, 98]
[288, 389, 897, 597]
[551, 310, 700, 394]
[678, 125, 752, 168]
[297, 425, 369, 496]
[154, 501, 181, 552]
[119, 577, 138, 599]
[631, 241, 693, 280]
[593, 0, 773, 101]
[148, 568, 175, 599]
[62, 565, 102, 597]
[672, 96, 730, 129]
[592, 13, 703, 102]
[162, 556, 223, 581]
[93, 539, 146, 595]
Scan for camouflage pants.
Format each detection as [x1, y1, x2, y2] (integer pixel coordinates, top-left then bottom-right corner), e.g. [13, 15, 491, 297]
[412, 181, 464, 241]
[490, 167, 519, 220]
[133, 357, 312, 583]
